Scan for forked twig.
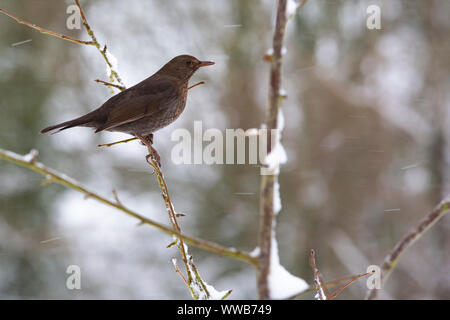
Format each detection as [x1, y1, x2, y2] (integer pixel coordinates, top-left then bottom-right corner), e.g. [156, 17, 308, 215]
[95, 79, 126, 91]
[0, 148, 256, 265]
[309, 249, 373, 300]
[309, 250, 330, 300]
[74, 0, 124, 88]
[329, 271, 373, 300]
[366, 194, 450, 299]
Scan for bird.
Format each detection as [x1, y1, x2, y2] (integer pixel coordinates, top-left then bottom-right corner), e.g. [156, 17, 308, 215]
[41, 54, 215, 165]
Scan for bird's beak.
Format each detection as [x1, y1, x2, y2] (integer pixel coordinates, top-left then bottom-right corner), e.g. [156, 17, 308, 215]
[199, 61, 215, 67]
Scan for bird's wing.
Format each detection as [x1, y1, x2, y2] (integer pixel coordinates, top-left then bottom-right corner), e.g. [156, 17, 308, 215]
[95, 79, 178, 132]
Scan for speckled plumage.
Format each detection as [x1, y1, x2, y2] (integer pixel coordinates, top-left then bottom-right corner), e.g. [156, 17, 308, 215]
[41, 55, 213, 136]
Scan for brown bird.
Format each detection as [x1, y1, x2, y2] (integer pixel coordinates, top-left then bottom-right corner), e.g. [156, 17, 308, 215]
[41, 54, 214, 165]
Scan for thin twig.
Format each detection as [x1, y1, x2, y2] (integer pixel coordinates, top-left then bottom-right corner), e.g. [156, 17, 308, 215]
[145, 151, 198, 296]
[257, 0, 289, 300]
[188, 81, 205, 90]
[189, 257, 211, 298]
[73, 0, 124, 88]
[328, 271, 372, 300]
[287, 275, 366, 299]
[0, 148, 257, 266]
[97, 137, 138, 148]
[309, 249, 330, 300]
[293, 0, 309, 17]
[112, 188, 122, 206]
[308, 249, 373, 300]
[366, 194, 450, 299]
[95, 79, 126, 91]
[172, 258, 189, 286]
[221, 290, 233, 300]
[0, 8, 96, 45]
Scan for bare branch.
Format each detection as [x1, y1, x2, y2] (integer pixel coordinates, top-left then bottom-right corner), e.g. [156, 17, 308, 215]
[94, 79, 126, 91]
[188, 81, 205, 90]
[144, 150, 199, 295]
[287, 275, 366, 299]
[328, 271, 372, 300]
[309, 249, 330, 300]
[172, 258, 189, 286]
[366, 194, 450, 299]
[97, 137, 138, 148]
[0, 148, 257, 266]
[257, 0, 309, 300]
[293, 0, 309, 18]
[0, 8, 95, 45]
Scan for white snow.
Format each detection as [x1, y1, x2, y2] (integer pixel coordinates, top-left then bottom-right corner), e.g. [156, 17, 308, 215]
[204, 282, 230, 300]
[0, 148, 82, 186]
[317, 285, 327, 300]
[266, 47, 287, 57]
[277, 107, 285, 131]
[268, 235, 309, 299]
[273, 181, 282, 214]
[245, 128, 259, 136]
[179, 242, 231, 300]
[22, 149, 38, 162]
[263, 109, 287, 175]
[249, 247, 261, 258]
[105, 50, 119, 79]
[287, 0, 299, 18]
[171, 257, 178, 268]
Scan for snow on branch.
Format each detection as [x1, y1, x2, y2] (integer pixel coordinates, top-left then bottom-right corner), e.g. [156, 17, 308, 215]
[257, 0, 309, 300]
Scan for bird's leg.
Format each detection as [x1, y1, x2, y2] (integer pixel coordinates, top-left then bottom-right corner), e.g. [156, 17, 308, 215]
[137, 134, 161, 167]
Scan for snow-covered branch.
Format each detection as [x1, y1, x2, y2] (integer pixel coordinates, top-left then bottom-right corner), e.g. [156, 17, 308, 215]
[257, 0, 309, 299]
[0, 148, 256, 267]
[0, 0, 240, 299]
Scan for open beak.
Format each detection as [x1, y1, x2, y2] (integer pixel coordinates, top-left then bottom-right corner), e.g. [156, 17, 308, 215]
[199, 61, 215, 67]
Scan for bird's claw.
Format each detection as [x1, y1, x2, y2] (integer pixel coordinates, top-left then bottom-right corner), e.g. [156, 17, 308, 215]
[145, 150, 161, 168]
[138, 134, 161, 167]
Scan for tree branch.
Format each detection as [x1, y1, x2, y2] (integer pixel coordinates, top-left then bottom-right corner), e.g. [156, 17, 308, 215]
[0, 7, 95, 45]
[0, 148, 257, 266]
[73, 0, 124, 88]
[309, 249, 330, 300]
[68, 0, 214, 297]
[257, 0, 289, 300]
[365, 194, 450, 299]
[287, 275, 362, 299]
[94, 79, 126, 91]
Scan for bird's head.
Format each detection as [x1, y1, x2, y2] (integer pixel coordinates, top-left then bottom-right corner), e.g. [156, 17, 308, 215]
[158, 55, 214, 80]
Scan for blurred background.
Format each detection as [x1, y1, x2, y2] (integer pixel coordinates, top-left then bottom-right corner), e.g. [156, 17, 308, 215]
[0, 0, 449, 299]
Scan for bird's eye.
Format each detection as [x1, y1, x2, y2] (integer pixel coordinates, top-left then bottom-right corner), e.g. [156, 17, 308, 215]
[186, 60, 192, 65]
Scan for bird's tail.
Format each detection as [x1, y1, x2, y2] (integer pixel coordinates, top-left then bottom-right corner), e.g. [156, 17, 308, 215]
[40, 113, 95, 134]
